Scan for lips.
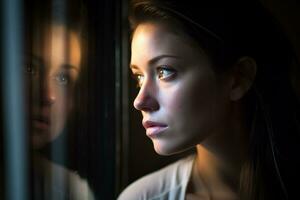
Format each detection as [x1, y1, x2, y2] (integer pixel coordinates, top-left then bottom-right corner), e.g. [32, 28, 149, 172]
[142, 120, 168, 137]
[32, 115, 50, 130]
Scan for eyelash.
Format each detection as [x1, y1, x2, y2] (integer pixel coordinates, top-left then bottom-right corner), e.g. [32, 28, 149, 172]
[25, 63, 39, 75]
[157, 66, 176, 80]
[132, 65, 177, 88]
[53, 73, 71, 86]
[132, 73, 144, 88]
[25, 66, 73, 86]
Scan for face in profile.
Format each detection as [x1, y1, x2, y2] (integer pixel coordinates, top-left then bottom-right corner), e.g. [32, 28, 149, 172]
[26, 24, 82, 149]
[130, 22, 233, 155]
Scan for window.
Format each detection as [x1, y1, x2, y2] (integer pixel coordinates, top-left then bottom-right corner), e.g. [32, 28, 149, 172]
[1, 0, 128, 199]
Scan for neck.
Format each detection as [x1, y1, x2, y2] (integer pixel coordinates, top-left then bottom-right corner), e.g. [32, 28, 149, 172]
[191, 104, 249, 199]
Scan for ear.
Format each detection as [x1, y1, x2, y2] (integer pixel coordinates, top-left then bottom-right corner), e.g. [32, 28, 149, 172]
[229, 56, 257, 101]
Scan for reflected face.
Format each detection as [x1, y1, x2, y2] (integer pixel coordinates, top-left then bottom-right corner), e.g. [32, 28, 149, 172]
[26, 25, 82, 149]
[131, 23, 232, 155]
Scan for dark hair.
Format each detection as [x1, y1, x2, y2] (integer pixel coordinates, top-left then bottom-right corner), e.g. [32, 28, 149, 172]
[129, 0, 300, 199]
[26, 0, 87, 32]
[25, 0, 90, 175]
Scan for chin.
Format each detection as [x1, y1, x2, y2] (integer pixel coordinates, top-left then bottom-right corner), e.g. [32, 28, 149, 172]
[152, 139, 194, 156]
[31, 130, 58, 150]
[31, 135, 49, 150]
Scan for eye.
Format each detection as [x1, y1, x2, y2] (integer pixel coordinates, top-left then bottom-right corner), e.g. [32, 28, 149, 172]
[157, 66, 176, 80]
[24, 63, 38, 75]
[54, 73, 70, 85]
[132, 73, 144, 88]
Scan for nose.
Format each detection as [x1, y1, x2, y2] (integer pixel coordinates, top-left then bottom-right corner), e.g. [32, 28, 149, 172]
[41, 78, 56, 105]
[133, 79, 159, 112]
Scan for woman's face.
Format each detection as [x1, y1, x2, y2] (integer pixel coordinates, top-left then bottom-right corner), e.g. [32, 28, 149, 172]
[131, 22, 233, 155]
[26, 24, 82, 149]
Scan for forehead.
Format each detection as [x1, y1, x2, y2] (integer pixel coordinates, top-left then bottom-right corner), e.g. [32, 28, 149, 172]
[32, 24, 80, 49]
[30, 24, 82, 70]
[131, 22, 205, 65]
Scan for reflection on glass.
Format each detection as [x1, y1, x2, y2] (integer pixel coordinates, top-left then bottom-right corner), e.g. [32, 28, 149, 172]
[28, 25, 81, 149]
[25, 0, 94, 199]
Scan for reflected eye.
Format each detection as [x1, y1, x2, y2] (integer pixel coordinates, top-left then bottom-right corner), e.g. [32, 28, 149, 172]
[132, 74, 144, 88]
[157, 66, 176, 80]
[25, 63, 38, 75]
[54, 73, 69, 85]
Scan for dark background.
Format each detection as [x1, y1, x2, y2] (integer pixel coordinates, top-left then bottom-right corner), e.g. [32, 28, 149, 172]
[0, 0, 299, 199]
[120, 0, 300, 197]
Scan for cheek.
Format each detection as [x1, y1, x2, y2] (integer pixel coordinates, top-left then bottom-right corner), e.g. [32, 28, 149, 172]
[54, 88, 73, 111]
[165, 77, 218, 117]
[162, 76, 221, 137]
[50, 92, 70, 136]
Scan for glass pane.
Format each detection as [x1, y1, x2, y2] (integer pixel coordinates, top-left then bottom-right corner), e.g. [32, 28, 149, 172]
[1, 0, 123, 199]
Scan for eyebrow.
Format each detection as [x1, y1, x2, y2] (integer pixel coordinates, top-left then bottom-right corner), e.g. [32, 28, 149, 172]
[60, 64, 79, 71]
[130, 54, 181, 70]
[26, 53, 43, 63]
[26, 53, 79, 71]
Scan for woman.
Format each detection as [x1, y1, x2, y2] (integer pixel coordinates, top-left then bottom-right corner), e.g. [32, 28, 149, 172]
[118, 0, 300, 199]
[25, 0, 94, 199]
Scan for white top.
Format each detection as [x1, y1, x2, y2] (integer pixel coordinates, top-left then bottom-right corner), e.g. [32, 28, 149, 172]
[118, 154, 196, 200]
[33, 153, 95, 200]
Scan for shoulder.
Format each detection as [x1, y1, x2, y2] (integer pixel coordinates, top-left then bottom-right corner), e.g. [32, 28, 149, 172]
[35, 154, 95, 200]
[49, 161, 95, 200]
[118, 154, 196, 200]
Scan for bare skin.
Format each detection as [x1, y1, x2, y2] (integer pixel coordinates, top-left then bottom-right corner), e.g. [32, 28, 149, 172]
[27, 24, 82, 149]
[131, 22, 255, 199]
[186, 103, 249, 199]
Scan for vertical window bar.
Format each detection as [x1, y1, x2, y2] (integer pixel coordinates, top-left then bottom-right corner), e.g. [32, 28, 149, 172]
[1, 0, 28, 199]
[119, 0, 130, 191]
